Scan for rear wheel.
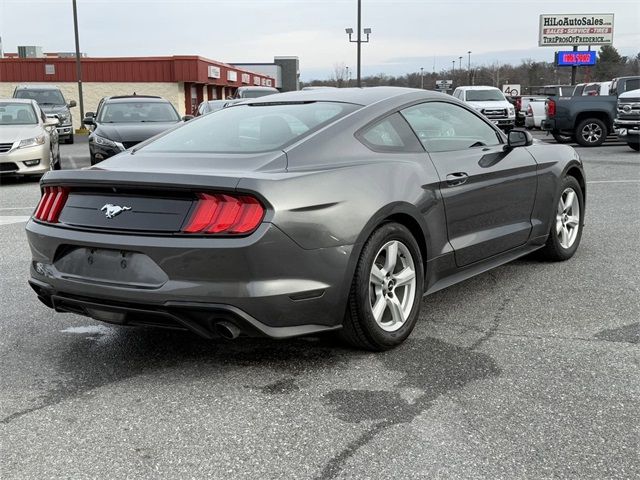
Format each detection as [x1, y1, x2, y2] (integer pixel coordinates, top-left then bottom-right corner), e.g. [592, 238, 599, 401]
[575, 118, 607, 147]
[627, 142, 640, 152]
[536, 176, 584, 261]
[340, 222, 424, 351]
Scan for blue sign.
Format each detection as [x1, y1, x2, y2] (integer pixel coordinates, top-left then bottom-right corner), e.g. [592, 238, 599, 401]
[557, 51, 597, 66]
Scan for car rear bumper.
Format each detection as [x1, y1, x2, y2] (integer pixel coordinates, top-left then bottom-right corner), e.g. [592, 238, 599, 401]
[25, 219, 354, 338]
[57, 124, 73, 138]
[0, 144, 50, 175]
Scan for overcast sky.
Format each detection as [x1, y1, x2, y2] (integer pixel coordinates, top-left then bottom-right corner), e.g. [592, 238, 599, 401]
[1, 0, 638, 80]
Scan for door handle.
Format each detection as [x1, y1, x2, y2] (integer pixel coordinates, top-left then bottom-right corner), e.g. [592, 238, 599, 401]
[446, 172, 468, 186]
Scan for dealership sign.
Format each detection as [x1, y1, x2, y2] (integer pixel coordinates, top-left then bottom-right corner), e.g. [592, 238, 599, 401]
[539, 14, 614, 46]
[557, 50, 597, 66]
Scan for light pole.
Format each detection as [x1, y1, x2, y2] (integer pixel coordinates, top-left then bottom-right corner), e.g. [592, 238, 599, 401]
[467, 51, 472, 84]
[72, 0, 84, 125]
[420, 67, 424, 89]
[345, 0, 372, 88]
[345, 66, 350, 87]
[452, 60, 455, 74]
[458, 56, 462, 73]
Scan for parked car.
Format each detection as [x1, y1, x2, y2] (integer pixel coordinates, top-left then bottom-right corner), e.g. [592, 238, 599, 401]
[542, 76, 640, 146]
[515, 95, 547, 126]
[613, 88, 640, 151]
[583, 81, 611, 96]
[452, 86, 516, 131]
[0, 99, 60, 175]
[572, 83, 587, 96]
[533, 85, 573, 97]
[525, 99, 546, 129]
[27, 87, 585, 351]
[83, 95, 190, 164]
[231, 86, 279, 99]
[13, 85, 76, 144]
[195, 100, 230, 116]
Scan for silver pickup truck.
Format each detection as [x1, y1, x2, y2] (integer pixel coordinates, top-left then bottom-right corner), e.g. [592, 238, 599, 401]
[613, 88, 640, 152]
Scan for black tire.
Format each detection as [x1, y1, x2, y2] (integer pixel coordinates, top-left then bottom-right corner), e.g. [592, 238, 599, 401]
[627, 142, 640, 152]
[552, 131, 574, 144]
[66, 135, 75, 144]
[340, 222, 424, 351]
[536, 176, 584, 262]
[574, 118, 607, 147]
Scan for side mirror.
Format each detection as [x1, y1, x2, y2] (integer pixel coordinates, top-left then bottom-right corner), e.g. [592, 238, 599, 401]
[68, 100, 77, 108]
[83, 116, 95, 126]
[182, 115, 194, 122]
[507, 129, 533, 148]
[44, 117, 59, 127]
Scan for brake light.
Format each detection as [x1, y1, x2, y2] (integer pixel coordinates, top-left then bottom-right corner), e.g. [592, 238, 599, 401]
[515, 97, 522, 111]
[546, 99, 556, 117]
[183, 193, 265, 235]
[33, 186, 69, 223]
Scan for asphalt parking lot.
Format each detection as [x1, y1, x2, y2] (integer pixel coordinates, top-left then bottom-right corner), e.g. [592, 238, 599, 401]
[0, 133, 638, 479]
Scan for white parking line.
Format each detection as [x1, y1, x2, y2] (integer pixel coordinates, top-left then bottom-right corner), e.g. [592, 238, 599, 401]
[0, 216, 31, 225]
[67, 155, 79, 169]
[587, 180, 640, 184]
[0, 207, 34, 211]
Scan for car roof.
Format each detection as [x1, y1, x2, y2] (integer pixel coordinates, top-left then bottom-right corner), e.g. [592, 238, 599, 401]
[0, 98, 36, 104]
[456, 86, 500, 91]
[243, 86, 444, 106]
[14, 84, 61, 91]
[237, 86, 278, 91]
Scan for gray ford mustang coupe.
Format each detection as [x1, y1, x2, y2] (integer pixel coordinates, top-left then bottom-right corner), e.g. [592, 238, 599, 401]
[26, 87, 585, 350]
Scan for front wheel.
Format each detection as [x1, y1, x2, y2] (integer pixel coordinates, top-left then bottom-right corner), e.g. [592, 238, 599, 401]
[66, 135, 75, 145]
[552, 131, 574, 144]
[575, 118, 607, 147]
[536, 176, 584, 261]
[340, 222, 424, 351]
[627, 142, 640, 152]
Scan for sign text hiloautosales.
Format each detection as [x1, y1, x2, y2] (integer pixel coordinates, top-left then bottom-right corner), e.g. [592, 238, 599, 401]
[539, 14, 614, 46]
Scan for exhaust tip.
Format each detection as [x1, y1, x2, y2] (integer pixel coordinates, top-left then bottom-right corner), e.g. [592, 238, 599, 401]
[214, 321, 241, 340]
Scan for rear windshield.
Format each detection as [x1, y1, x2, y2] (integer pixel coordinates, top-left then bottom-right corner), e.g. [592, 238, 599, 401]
[141, 102, 359, 154]
[240, 89, 279, 99]
[0, 102, 38, 125]
[98, 101, 180, 123]
[465, 90, 505, 101]
[15, 89, 65, 105]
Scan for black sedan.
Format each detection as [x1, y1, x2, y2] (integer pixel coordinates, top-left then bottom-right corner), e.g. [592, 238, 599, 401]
[83, 95, 190, 164]
[27, 87, 585, 350]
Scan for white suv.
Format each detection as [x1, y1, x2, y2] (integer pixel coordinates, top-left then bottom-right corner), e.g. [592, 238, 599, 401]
[452, 86, 516, 131]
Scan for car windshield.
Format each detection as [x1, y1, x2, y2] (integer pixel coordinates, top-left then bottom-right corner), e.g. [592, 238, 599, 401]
[465, 90, 505, 101]
[0, 103, 38, 125]
[240, 90, 278, 99]
[14, 89, 65, 105]
[98, 102, 180, 123]
[141, 101, 359, 154]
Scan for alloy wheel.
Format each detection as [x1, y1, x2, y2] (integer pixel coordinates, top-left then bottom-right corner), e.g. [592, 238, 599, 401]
[556, 187, 580, 249]
[369, 240, 417, 332]
[581, 123, 603, 144]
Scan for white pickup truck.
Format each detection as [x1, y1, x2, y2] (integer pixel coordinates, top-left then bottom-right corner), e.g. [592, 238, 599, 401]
[452, 86, 516, 131]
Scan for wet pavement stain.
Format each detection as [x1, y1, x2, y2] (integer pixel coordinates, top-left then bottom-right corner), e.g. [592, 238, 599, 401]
[256, 378, 301, 395]
[594, 323, 640, 344]
[1, 327, 341, 425]
[318, 337, 500, 479]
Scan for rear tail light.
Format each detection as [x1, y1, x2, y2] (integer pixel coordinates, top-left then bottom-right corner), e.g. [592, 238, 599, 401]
[515, 97, 522, 111]
[546, 99, 556, 117]
[527, 105, 533, 115]
[183, 193, 265, 235]
[34, 186, 69, 223]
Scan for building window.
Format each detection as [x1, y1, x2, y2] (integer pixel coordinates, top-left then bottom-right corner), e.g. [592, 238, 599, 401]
[44, 64, 55, 75]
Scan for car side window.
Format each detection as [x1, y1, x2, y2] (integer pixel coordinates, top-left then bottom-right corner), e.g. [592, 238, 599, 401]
[401, 102, 502, 153]
[357, 113, 423, 153]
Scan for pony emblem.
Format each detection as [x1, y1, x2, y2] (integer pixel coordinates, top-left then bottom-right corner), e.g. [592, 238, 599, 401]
[100, 204, 132, 219]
